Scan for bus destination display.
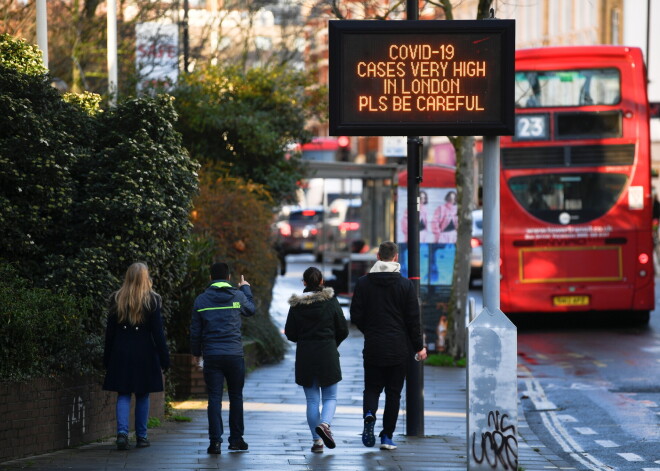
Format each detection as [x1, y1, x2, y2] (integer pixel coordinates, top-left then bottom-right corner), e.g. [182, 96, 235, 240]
[329, 20, 515, 136]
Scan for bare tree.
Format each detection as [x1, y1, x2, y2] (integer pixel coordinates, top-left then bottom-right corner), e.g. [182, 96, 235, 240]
[328, 0, 405, 20]
[0, 0, 37, 38]
[187, 1, 327, 72]
[1, 0, 181, 95]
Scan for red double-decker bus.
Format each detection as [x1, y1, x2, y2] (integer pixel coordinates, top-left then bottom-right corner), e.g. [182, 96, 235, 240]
[499, 46, 654, 323]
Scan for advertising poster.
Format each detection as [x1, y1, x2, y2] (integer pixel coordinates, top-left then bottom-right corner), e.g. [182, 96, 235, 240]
[397, 187, 458, 245]
[397, 184, 457, 352]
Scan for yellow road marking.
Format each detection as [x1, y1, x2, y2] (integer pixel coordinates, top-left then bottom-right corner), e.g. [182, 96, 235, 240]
[172, 401, 465, 418]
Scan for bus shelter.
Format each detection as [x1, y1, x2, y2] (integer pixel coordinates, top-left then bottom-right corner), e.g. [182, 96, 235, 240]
[302, 161, 400, 295]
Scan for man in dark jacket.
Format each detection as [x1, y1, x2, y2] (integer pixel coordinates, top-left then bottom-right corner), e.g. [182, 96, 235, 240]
[350, 241, 427, 450]
[191, 262, 256, 455]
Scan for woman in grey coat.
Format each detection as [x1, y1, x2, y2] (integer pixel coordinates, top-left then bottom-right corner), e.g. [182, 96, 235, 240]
[285, 267, 349, 453]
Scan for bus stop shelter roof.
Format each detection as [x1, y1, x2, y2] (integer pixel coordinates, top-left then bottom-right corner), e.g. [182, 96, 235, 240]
[303, 161, 401, 180]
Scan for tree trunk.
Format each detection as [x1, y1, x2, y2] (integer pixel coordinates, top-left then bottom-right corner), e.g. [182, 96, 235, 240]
[444, 0, 493, 359]
[446, 136, 474, 359]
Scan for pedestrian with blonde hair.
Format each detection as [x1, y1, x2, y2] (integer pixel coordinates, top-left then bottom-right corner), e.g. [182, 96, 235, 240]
[103, 262, 170, 450]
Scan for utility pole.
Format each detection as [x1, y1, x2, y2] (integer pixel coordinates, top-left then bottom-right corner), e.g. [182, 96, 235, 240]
[36, 0, 48, 68]
[183, 0, 190, 73]
[405, 0, 424, 438]
[107, 0, 118, 106]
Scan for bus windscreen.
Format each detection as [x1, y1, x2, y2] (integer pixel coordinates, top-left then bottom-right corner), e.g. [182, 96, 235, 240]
[515, 68, 620, 108]
[508, 172, 628, 224]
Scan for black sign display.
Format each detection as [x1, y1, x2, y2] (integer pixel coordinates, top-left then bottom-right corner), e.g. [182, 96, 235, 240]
[329, 20, 515, 136]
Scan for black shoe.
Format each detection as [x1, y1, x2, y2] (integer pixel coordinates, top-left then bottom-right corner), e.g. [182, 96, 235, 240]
[136, 436, 150, 448]
[116, 433, 129, 450]
[228, 439, 248, 451]
[207, 441, 221, 454]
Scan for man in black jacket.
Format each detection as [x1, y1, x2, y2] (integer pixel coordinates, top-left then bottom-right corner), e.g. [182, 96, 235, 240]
[350, 241, 427, 450]
[191, 262, 255, 455]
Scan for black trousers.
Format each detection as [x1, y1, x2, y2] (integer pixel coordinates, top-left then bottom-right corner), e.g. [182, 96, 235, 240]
[203, 355, 245, 444]
[362, 362, 406, 438]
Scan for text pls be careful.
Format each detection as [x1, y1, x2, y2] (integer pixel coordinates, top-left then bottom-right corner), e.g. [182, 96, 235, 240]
[355, 43, 488, 113]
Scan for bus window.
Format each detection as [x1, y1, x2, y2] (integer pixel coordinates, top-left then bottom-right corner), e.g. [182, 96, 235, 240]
[556, 111, 622, 139]
[289, 209, 324, 224]
[515, 69, 620, 108]
[303, 150, 336, 162]
[508, 173, 628, 224]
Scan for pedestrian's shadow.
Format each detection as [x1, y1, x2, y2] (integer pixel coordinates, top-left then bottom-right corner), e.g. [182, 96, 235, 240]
[308, 452, 336, 465]
[360, 449, 391, 468]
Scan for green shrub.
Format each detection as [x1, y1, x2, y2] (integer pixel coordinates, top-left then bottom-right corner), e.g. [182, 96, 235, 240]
[171, 415, 192, 422]
[47, 95, 200, 319]
[147, 417, 161, 429]
[63, 91, 103, 116]
[0, 33, 47, 76]
[173, 64, 326, 203]
[0, 64, 92, 274]
[1, 35, 199, 377]
[425, 353, 466, 368]
[168, 233, 215, 353]
[0, 262, 96, 381]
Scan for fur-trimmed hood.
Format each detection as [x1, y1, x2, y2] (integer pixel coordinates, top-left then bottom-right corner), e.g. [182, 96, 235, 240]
[288, 287, 335, 306]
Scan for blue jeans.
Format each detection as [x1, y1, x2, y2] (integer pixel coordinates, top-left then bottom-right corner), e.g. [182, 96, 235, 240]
[302, 379, 338, 440]
[203, 355, 245, 444]
[116, 392, 150, 438]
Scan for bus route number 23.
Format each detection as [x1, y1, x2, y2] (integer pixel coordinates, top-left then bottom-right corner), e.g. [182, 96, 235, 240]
[515, 114, 549, 140]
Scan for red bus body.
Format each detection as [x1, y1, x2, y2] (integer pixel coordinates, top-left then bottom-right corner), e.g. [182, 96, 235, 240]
[499, 46, 654, 319]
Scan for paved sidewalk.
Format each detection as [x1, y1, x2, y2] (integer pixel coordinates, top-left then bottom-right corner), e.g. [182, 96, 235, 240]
[0, 272, 574, 471]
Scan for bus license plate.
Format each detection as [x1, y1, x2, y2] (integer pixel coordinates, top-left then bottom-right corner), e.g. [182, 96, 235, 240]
[303, 241, 315, 250]
[553, 295, 589, 306]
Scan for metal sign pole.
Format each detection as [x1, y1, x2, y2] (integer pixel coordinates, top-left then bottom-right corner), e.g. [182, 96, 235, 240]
[482, 136, 500, 311]
[467, 136, 518, 470]
[404, 0, 424, 438]
[405, 136, 424, 437]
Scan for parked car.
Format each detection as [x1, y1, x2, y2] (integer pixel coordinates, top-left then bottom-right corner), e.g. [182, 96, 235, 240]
[470, 209, 483, 283]
[274, 207, 325, 256]
[314, 198, 362, 261]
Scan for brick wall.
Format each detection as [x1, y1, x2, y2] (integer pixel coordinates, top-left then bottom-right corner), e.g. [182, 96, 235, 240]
[0, 375, 164, 462]
[171, 353, 206, 399]
[171, 341, 259, 400]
